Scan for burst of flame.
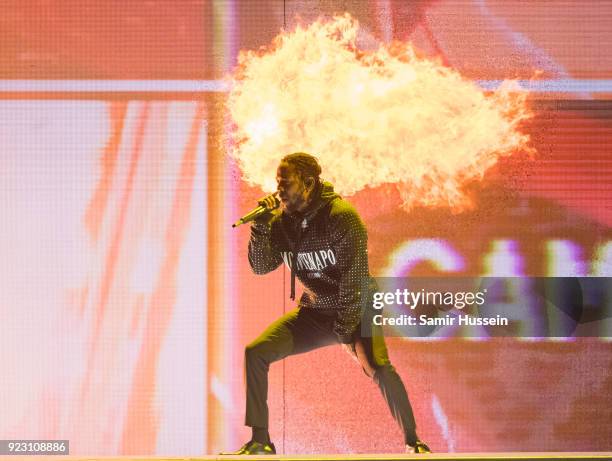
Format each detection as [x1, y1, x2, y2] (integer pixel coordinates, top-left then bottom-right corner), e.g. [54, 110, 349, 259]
[227, 14, 533, 211]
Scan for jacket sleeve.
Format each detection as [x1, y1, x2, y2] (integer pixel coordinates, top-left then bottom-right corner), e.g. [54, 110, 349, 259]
[248, 221, 283, 275]
[330, 210, 370, 344]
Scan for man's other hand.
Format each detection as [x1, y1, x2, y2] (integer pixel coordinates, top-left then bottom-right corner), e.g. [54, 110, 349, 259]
[341, 342, 359, 364]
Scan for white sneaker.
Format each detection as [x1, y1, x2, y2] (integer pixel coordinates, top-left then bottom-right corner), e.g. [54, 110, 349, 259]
[405, 440, 431, 454]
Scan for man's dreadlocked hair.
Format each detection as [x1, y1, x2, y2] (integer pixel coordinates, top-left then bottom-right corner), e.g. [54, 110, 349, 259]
[281, 152, 322, 183]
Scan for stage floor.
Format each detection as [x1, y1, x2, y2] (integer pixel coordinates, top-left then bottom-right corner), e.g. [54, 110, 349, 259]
[11, 453, 610, 461]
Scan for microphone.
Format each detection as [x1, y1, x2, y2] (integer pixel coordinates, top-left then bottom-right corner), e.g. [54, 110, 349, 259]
[232, 193, 280, 228]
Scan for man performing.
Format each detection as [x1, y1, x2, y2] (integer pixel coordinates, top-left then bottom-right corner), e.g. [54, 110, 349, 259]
[223, 152, 431, 455]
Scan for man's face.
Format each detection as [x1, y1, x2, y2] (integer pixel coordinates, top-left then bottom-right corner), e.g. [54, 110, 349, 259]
[276, 163, 309, 213]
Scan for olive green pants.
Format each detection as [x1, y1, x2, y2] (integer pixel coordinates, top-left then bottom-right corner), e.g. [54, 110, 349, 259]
[244, 306, 419, 445]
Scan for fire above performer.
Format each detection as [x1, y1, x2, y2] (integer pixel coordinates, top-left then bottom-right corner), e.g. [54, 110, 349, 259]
[227, 13, 533, 212]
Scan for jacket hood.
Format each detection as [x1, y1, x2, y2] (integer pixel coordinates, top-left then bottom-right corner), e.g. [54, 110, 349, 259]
[318, 180, 340, 205]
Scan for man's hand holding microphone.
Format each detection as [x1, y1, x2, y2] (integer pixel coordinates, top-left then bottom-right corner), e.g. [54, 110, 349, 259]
[232, 192, 280, 228]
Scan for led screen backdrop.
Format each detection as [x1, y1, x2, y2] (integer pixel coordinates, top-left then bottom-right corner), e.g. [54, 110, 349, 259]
[0, 0, 610, 456]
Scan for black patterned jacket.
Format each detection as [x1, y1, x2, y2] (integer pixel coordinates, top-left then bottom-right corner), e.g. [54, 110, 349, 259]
[248, 180, 376, 343]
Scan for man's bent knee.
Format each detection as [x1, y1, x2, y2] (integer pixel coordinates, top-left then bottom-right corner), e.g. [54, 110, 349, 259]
[245, 341, 264, 358]
[245, 340, 284, 364]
